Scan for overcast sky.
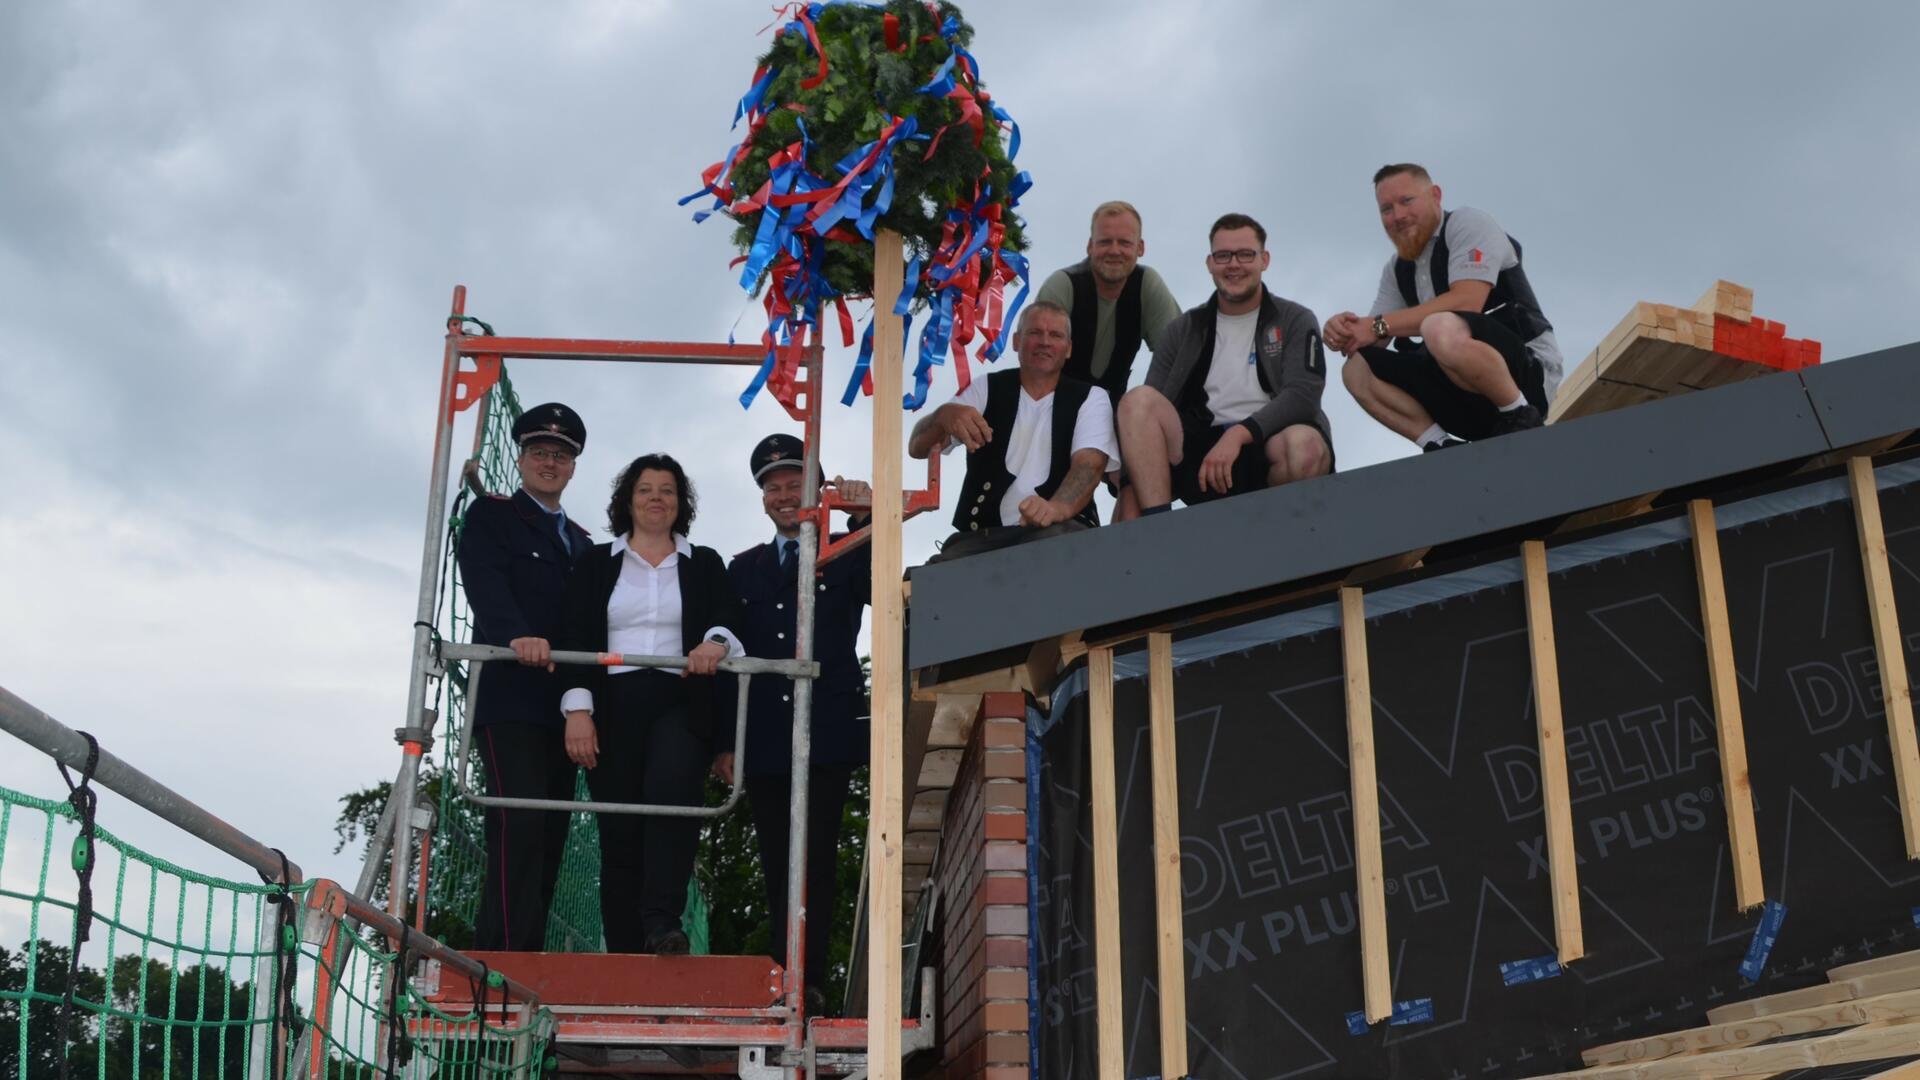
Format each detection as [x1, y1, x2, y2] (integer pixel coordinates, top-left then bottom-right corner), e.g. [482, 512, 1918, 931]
[3, 1, 1917, 933]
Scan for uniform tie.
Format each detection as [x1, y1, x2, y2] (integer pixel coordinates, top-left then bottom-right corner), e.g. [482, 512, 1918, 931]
[553, 510, 572, 555]
[780, 538, 797, 571]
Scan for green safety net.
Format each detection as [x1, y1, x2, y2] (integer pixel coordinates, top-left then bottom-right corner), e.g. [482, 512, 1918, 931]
[426, 366, 708, 953]
[0, 782, 554, 1080]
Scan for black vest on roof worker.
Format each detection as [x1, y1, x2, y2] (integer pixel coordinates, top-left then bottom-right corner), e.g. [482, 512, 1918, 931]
[952, 368, 1101, 534]
[1063, 259, 1144, 405]
[1393, 210, 1554, 352]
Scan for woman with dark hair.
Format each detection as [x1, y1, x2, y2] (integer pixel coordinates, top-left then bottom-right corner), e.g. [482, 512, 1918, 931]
[558, 453, 744, 954]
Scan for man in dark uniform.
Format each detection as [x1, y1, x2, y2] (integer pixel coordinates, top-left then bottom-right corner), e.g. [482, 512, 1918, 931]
[721, 434, 871, 1015]
[456, 402, 593, 951]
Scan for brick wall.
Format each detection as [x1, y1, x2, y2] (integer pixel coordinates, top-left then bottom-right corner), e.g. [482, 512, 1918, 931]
[928, 690, 1030, 1080]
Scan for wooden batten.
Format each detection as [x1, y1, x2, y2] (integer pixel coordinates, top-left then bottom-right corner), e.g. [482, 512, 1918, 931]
[1687, 500, 1765, 910]
[1087, 646, 1124, 1079]
[1147, 632, 1189, 1074]
[1340, 587, 1393, 1021]
[1849, 456, 1920, 857]
[866, 228, 905, 1075]
[1522, 541, 1584, 962]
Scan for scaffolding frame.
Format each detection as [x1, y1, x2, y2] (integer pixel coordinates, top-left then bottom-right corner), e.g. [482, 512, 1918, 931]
[365, 284, 937, 1072]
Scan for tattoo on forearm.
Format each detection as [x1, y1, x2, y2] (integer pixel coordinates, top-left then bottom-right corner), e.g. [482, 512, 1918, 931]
[1054, 459, 1101, 510]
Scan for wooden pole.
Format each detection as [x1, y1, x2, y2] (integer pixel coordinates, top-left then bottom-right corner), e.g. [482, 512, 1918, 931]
[1341, 587, 1392, 1022]
[1087, 646, 1125, 1079]
[1687, 500, 1765, 909]
[1849, 457, 1920, 858]
[1146, 632, 1188, 1075]
[867, 229, 905, 1073]
[1521, 541, 1585, 962]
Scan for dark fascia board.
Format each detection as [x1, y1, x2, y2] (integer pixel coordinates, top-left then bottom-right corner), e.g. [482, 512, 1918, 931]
[1799, 341, 1920, 449]
[908, 343, 1920, 670]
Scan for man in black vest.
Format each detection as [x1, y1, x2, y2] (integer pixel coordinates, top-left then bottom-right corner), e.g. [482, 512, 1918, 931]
[908, 299, 1119, 563]
[1115, 213, 1333, 518]
[456, 402, 594, 951]
[1325, 163, 1565, 450]
[722, 434, 871, 1017]
[1035, 200, 1182, 410]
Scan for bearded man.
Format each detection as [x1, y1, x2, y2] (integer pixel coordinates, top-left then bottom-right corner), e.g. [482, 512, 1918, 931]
[1324, 164, 1564, 450]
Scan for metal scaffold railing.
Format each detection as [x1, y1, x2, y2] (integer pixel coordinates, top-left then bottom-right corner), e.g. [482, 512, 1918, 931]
[0, 687, 556, 1080]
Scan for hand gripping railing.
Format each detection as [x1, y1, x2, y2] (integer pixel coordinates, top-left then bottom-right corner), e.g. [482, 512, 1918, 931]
[439, 642, 820, 817]
[0, 684, 543, 1010]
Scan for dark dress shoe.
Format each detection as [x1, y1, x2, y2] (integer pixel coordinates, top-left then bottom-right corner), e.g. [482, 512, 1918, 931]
[645, 927, 690, 955]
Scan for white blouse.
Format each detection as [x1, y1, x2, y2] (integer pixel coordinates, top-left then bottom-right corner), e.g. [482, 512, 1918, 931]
[559, 533, 743, 717]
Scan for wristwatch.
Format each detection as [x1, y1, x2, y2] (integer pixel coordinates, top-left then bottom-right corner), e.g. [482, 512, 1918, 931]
[707, 633, 729, 647]
[1371, 314, 1391, 340]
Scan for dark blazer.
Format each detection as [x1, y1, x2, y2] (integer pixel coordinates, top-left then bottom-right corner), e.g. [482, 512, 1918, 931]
[727, 535, 871, 778]
[456, 489, 593, 730]
[559, 538, 745, 744]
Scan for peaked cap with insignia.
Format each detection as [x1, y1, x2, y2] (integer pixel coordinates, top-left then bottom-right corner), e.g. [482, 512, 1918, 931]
[512, 402, 586, 454]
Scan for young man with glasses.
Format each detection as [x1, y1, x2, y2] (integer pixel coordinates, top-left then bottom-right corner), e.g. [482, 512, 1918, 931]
[1115, 213, 1333, 518]
[456, 402, 594, 950]
[1323, 163, 1563, 450]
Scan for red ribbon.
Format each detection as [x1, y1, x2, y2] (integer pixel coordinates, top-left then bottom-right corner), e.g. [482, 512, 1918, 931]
[883, 13, 903, 51]
[794, 6, 829, 90]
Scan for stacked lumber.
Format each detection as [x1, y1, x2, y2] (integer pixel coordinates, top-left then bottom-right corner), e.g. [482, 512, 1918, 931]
[1550, 281, 1822, 424]
[1530, 948, 1920, 1079]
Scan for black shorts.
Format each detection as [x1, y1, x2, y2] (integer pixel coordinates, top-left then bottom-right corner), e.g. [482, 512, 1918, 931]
[1170, 411, 1332, 506]
[1361, 311, 1547, 441]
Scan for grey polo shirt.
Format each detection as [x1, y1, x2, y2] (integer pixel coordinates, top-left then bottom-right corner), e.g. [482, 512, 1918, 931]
[1369, 206, 1564, 397]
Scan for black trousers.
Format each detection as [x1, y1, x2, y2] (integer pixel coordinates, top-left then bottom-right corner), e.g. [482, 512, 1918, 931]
[747, 767, 854, 991]
[1361, 311, 1547, 441]
[473, 722, 575, 951]
[586, 671, 710, 952]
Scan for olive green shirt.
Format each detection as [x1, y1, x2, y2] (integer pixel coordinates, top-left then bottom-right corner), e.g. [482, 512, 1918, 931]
[1035, 264, 1182, 384]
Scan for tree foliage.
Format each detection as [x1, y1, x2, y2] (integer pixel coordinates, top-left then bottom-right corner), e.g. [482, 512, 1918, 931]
[1, 940, 267, 1080]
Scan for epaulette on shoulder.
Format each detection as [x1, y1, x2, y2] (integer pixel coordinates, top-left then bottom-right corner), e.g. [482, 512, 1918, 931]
[481, 492, 512, 501]
[732, 544, 762, 561]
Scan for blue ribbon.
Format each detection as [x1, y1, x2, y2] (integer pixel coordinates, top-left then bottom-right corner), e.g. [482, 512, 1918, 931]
[733, 67, 776, 128]
[840, 256, 920, 406]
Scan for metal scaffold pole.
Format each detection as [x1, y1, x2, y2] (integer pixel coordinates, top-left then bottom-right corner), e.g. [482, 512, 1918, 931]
[386, 294, 466, 929]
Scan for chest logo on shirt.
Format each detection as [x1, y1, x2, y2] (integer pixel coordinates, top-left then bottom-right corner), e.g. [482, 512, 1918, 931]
[1257, 325, 1284, 362]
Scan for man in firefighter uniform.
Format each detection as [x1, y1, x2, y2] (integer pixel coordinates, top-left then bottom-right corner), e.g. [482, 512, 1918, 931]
[723, 434, 872, 1015]
[457, 402, 593, 951]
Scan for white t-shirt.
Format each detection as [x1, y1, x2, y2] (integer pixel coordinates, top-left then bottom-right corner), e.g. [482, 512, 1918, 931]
[1202, 309, 1266, 426]
[942, 375, 1119, 526]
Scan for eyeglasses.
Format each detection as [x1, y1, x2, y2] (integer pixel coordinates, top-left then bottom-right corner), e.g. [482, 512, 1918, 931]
[523, 446, 576, 465]
[1209, 249, 1260, 266]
